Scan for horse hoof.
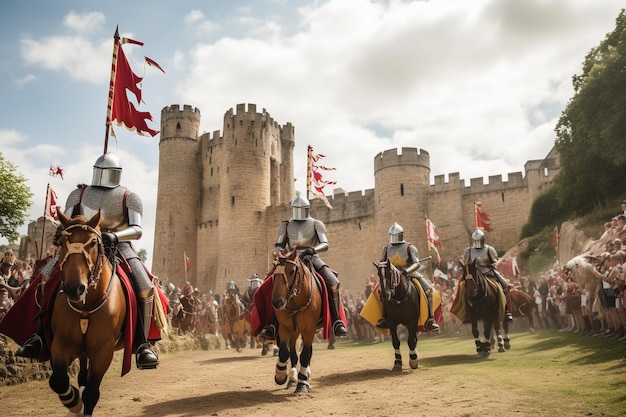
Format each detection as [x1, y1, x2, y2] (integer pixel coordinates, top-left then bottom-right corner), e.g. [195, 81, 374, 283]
[504, 342, 511, 350]
[498, 347, 505, 353]
[392, 363, 402, 372]
[275, 374, 288, 385]
[409, 359, 419, 369]
[295, 383, 310, 395]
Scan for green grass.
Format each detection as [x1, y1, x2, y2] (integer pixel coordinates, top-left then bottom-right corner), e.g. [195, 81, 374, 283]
[336, 330, 626, 416]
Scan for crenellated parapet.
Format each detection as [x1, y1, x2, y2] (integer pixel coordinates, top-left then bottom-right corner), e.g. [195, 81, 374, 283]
[430, 171, 528, 194]
[374, 147, 430, 173]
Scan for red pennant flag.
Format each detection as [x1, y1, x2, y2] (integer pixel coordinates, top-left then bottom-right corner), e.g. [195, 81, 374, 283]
[145, 56, 165, 74]
[45, 185, 59, 221]
[425, 217, 443, 267]
[474, 201, 494, 232]
[109, 33, 160, 137]
[184, 252, 192, 273]
[48, 165, 64, 180]
[307, 145, 336, 209]
[552, 226, 559, 252]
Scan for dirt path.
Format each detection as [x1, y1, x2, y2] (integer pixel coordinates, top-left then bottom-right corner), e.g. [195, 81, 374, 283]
[0, 335, 558, 417]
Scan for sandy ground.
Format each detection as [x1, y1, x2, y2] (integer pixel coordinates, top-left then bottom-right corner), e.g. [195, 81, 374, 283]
[0, 336, 528, 417]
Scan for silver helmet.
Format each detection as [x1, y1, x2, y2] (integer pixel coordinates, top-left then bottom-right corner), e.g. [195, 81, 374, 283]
[91, 153, 122, 188]
[471, 228, 485, 248]
[388, 222, 404, 244]
[290, 194, 310, 220]
[248, 273, 262, 290]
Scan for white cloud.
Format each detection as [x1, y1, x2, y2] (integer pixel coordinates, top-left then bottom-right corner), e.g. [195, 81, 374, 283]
[63, 11, 106, 32]
[20, 36, 110, 83]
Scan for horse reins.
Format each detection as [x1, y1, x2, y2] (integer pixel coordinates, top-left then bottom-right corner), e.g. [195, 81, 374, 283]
[379, 262, 411, 303]
[57, 223, 116, 334]
[274, 257, 314, 314]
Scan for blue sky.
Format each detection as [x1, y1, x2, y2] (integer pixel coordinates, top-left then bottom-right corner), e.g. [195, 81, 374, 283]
[0, 0, 622, 268]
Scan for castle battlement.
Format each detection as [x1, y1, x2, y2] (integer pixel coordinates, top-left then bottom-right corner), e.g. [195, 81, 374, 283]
[374, 147, 430, 173]
[431, 172, 465, 191]
[161, 104, 201, 116]
[223, 103, 282, 132]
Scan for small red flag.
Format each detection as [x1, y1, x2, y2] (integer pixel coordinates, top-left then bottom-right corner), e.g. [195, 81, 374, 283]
[45, 185, 59, 221]
[307, 145, 336, 209]
[49, 165, 64, 180]
[474, 201, 494, 232]
[184, 252, 192, 272]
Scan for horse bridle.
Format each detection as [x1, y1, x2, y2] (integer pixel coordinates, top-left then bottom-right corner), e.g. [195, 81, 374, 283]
[378, 261, 407, 302]
[273, 255, 313, 313]
[58, 223, 105, 289]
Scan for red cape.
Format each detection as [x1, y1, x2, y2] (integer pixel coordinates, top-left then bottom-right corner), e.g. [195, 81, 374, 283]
[0, 265, 167, 377]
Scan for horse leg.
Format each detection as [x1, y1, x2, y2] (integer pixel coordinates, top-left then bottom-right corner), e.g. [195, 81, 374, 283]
[407, 325, 419, 370]
[493, 320, 505, 353]
[286, 337, 299, 389]
[295, 334, 314, 394]
[49, 358, 83, 414]
[471, 320, 482, 355]
[274, 340, 291, 385]
[503, 317, 511, 350]
[390, 324, 402, 372]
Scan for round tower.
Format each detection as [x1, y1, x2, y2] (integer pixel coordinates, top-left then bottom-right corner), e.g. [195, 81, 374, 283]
[374, 147, 431, 260]
[153, 104, 201, 285]
[213, 104, 279, 293]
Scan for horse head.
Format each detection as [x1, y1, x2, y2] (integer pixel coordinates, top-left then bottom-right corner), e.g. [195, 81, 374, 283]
[271, 249, 302, 310]
[374, 260, 404, 302]
[463, 259, 483, 299]
[57, 210, 106, 302]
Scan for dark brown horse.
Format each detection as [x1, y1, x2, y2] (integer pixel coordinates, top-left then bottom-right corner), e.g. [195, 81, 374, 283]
[375, 260, 420, 371]
[463, 260, 504, 357]
[271, 249, 323, 394]
[222, 292, 250, 352]
[171, 294, 196, 334]
[49, 211, 126, 416]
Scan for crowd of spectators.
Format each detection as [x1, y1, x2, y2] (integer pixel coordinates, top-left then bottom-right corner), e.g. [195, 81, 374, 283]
[0, 250, 36, 321]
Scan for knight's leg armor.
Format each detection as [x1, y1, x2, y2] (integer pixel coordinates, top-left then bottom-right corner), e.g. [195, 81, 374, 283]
[135, 289, 159, 369]
[495, 274, 513, 322]
[15, 315, 45, 358]
[259, 311, 278, 342]
[328, 284, 348, 337]
[417, 276, 440, 332]
[126, 256, 159, 370]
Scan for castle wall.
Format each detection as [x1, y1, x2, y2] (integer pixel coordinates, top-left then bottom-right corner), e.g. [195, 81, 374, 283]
[154, 103, 558, 303]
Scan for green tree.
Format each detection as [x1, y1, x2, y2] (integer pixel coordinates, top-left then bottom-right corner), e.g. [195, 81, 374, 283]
[555, 9, 626, 214]
[0, 153, 33, 242]
[137, 248, 148, 263]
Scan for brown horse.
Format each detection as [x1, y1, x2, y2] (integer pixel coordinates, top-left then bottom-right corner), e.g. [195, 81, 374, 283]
[271, 249, 323, 394]
[222, 292, 250, 352]
[49, 211, 126, 416]
[171, 294, 197, 334]
[463, 260, 504, 357]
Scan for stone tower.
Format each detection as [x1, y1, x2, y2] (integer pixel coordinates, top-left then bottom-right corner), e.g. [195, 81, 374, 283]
[208, 104, 294, 293]
[153, 105, 201, 284]
[153, 103, 294, 293]
[374, 148, 431, 260]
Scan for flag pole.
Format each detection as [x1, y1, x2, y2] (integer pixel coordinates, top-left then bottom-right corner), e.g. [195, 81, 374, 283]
[39, 184, 50, 260]
[184, 252, 188, 281]
[103, 26, 121, 155]
[306, 145, 312, 201]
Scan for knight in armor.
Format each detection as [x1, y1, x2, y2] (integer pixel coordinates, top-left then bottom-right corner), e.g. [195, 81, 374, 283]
[241, 273, 262, 311]
[258, 195, 348, 341]
[16, 153, 160, 369]
[460, 228, 513, 322]
[225, 280, 241, 296]
[376, 223, 440, 332]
